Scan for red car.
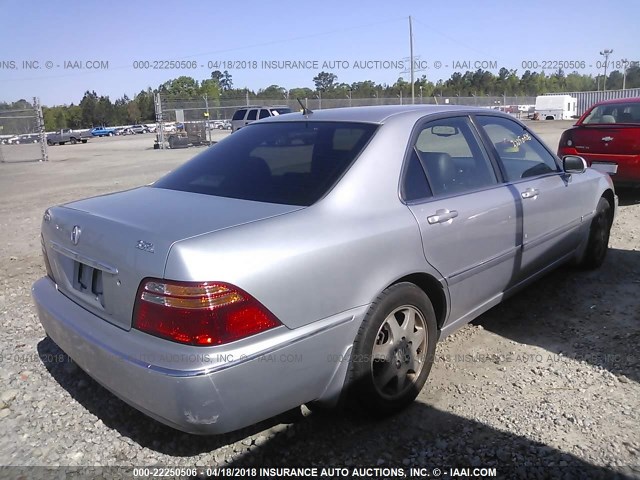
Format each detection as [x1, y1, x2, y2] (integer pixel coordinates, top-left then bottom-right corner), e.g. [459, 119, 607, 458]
[558, 97, 640, 185]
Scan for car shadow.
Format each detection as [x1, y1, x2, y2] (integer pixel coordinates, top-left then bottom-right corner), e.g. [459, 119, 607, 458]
[475, 247, 640, 383]
[223, 403, 632, 478]
[617, 188, 640, 206]
[35, 335, 634, 476]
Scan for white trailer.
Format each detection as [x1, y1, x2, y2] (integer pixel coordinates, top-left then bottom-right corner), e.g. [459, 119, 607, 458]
[535, 95, 577, 120]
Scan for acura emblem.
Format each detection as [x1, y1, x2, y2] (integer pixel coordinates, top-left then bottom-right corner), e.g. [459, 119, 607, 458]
[71, 225, 81, 245]
[602, 136, 614, 142]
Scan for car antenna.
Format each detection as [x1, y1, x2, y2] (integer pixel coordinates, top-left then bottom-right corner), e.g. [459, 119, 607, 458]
[297, 98, 313, 116]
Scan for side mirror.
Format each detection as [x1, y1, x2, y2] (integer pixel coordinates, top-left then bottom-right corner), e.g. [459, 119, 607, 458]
[563, 155, 587, 174]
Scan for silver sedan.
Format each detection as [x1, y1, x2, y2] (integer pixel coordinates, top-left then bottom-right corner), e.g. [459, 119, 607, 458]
[32, 105, 616, 434]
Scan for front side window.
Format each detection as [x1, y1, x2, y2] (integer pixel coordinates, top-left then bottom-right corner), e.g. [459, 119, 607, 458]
[153, 122, 377, 206]
[476, 116, 559, 181]
[412, 116, 498, 197]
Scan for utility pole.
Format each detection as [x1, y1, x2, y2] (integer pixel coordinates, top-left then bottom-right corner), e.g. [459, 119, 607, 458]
[203, 94, 211, 145]
[33, 97, 48, 162]
[155, 93, 165, 149]
[409, 16, 415, 104]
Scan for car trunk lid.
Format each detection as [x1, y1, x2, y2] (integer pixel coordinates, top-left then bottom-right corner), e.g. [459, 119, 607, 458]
[571, 125, 640, 156]
[42, 186, 302, 330]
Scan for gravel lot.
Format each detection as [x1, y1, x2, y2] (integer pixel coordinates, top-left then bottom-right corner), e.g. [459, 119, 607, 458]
[0, 125, 638, 478]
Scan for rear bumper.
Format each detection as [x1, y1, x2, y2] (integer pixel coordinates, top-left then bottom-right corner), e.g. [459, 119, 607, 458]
[583, 154, 640, 185]
[32, 277, 364, 434]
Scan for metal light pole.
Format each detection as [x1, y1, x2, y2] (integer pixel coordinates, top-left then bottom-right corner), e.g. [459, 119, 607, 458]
[600, 49, 613, 91]
[621, 58, 629, 90]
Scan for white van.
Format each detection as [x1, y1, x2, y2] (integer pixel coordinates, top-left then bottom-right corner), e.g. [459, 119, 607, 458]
[535, 95, 577, 120]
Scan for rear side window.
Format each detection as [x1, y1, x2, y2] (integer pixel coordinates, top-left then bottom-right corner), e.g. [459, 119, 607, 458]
[153, 122, 378, 206]
[402, 150, 432, 201]
[258, 109, 270, 119]
[232, 109, 246, 121]
[246, 109, 258, 121]
[413, 117, 498, 196]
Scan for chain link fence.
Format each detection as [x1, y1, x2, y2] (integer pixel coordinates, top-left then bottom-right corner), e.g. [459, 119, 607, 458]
[0, 98, 47, 163]
[153, 94, 538, 148]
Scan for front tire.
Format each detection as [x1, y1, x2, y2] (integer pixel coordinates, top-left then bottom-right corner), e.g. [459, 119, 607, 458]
[579, 197, 612, 269]
[347, 282, 437, 415]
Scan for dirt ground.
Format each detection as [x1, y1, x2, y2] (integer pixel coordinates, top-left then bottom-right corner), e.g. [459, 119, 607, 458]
[0, 125, 638, 476]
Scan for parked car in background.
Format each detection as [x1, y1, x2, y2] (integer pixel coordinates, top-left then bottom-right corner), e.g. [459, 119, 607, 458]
[33, 105, 616, 435]
[90, 126, 116, 137]
[161, 123, 178, 134]
[145, 124, 157, 133]
[231, 105, 292, 132]
[130, 124, 149, 134]
[212, 120, 232, 130]
[558, 97, 640, 185]
[47, 129, 89, 146]
[18, 133, 40, 143]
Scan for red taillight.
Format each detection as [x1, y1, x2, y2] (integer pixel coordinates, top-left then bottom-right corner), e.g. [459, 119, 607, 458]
[132, 279, 282, 346]
[558, 129, 578, 156]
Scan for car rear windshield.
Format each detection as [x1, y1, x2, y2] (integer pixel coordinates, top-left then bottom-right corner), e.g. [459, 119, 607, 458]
[153, 121, 377, 206]
[582, 102, 640, 124]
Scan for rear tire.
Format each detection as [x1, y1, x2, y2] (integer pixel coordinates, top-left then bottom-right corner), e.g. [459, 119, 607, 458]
[70, 138, 77, 145]
[346, 282, 437, 416]
[578, 197, 612, 269]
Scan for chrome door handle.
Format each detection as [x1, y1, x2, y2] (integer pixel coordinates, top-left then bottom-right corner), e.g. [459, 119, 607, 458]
[427, 209, 458, 224]
[521, 188, 540, 199]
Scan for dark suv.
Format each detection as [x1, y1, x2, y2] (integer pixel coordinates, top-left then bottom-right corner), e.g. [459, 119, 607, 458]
[231, 106, 292, 132]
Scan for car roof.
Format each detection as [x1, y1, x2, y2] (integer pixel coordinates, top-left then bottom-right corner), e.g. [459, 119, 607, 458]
[589, 97, 640, 106]
[258, 104, 499, 125]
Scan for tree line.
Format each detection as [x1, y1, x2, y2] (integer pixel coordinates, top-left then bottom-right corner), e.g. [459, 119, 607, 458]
[3, 66, 637, 131]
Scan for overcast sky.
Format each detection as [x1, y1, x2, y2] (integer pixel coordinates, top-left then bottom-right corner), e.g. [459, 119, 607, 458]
[0, 0, 637, 105]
